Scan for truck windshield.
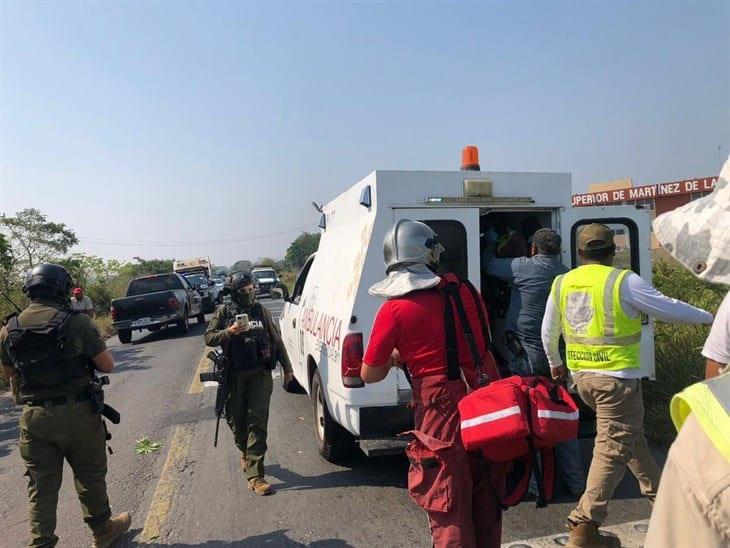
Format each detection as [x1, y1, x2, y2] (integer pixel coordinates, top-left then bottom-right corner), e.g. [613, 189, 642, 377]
[128, 275, 182, 296]
[253, 270, 276, 280]
[184, 274, 207, 286]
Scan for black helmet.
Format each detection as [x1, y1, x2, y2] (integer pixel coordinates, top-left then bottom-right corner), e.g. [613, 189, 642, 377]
[224, 270, 254, 293]
[22, 263, 74, 299]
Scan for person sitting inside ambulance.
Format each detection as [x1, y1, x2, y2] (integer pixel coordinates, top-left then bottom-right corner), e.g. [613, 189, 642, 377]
[360, 219, 506, 548]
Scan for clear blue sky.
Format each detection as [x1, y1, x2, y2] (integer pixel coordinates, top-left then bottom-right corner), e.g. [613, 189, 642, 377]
[1, 1, 728, 266]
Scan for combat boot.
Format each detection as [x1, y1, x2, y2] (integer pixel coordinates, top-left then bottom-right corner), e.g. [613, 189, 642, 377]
[566, 523, 620, 548]
[91, 512, 131, 548]
[248, 477, 273, 496]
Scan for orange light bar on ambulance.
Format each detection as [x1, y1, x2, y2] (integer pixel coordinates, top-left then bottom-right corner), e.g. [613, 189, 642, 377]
[461, 145, 480, 171]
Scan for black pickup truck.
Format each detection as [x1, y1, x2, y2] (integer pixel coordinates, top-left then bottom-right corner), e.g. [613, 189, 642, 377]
[111, 273, 205, 344]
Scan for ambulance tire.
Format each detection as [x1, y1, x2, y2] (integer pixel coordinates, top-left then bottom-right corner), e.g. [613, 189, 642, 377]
[312, 370, 356, 463]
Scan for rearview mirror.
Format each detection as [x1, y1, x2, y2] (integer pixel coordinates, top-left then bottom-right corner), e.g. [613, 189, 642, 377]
[270, 287, 284, 300]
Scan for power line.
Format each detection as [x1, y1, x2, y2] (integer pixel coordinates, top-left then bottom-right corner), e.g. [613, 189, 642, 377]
[79, 223, 318, 247]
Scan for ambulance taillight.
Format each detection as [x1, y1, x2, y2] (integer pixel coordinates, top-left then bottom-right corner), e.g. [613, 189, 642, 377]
[341, 333, 365, 388]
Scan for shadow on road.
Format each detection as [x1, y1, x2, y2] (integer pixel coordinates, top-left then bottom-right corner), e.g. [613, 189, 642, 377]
[129, 320, 208, 347]
[151, 529, 354, 547]
[266, 454, 409, 492]
[110, 345, 155, 373]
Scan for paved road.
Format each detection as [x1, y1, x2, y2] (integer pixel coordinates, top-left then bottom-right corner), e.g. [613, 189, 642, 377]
[0, 300, 660, 547]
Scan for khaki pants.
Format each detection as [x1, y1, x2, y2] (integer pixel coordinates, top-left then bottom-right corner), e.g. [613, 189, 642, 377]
[568, 374, 660, 525]
[19, 400, 111, 548]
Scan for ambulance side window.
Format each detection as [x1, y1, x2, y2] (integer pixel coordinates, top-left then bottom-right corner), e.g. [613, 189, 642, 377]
[422, 220, 468, 280]
[572, 219, 639, 273]
[291, 256, 314, 305]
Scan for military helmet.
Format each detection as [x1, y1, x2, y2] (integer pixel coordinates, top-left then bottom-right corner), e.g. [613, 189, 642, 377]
[383, 219, 445, 273]
[22, 263, 74, 298]
[224, 270, 254, 293]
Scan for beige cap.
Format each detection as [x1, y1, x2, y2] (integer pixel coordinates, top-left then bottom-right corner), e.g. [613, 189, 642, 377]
[578, 223, 614, 251]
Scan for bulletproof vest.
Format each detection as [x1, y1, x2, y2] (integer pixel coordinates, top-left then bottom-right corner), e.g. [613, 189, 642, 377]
[227, 303, 273, 370]
[5, 309, 90, 391]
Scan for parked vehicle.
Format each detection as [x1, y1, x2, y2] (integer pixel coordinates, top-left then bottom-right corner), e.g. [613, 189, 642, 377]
[111, 273, 205, 344]
[173, 256, 213, 278]
[209, 277, 225, 304]
[184, 273, 216, 312]
[277, 148, 654, 462]
[251, 267, 281, 298]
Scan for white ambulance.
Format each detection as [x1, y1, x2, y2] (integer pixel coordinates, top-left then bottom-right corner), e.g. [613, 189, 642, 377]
[277, 149, 654, 462]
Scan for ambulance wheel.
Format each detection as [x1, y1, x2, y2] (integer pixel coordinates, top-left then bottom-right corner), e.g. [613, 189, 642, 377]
[312, 370, 356, 463]
[117, 329, 132, 344]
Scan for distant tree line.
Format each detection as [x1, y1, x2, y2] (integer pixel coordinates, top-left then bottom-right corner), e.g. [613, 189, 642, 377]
[0, 208, 321, 320]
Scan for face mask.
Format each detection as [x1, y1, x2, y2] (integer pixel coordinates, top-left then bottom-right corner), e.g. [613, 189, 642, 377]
[238, 291, 255, 307]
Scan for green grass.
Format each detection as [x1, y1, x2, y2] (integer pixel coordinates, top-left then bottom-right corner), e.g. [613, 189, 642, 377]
[643, 259, 725, 446]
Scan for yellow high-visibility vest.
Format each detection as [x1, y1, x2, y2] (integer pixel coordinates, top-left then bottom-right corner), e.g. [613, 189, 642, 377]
[552, 264, 641, 372]
[671, 373, 730, 462]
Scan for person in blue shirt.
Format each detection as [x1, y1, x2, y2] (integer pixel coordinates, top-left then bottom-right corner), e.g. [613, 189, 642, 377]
[482, 227, 585, 496]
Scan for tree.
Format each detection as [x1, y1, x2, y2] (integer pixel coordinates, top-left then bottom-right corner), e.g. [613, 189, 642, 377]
[256, 257, 278, 268]
[231, 259, 252, 273]
[1, 208, 78, 276]
[285, 232, 320, 269]
[0, 233, 12, 277]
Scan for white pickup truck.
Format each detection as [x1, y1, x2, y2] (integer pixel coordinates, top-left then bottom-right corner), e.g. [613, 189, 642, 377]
[277, 159, 654, 462]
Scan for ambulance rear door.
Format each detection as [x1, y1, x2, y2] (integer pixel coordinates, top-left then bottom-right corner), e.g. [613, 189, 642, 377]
[559, 206, 656, 379]
[392, 207, 481, 391]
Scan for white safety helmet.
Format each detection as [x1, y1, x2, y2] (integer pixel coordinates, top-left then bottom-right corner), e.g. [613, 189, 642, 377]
[383, 219, 445, 273]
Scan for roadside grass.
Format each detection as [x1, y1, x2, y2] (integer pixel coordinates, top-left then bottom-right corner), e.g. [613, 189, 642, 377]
[643, 259, 725, 446]
[94, 314, 116, 340]
[280, 270, 296, 294]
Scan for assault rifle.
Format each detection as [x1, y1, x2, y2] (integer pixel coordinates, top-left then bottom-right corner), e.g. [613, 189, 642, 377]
[199, 349, 231, 447]
[89, 373, 122, 425]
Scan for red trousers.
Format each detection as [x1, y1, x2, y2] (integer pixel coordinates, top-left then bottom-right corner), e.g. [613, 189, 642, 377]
[406, 376, 506, 548]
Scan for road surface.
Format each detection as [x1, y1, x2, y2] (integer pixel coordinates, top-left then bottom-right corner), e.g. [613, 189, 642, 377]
[0, 299, 660, 547]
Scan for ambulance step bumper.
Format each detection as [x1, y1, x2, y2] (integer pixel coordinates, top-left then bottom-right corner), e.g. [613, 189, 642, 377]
[359, 438, 409, 457]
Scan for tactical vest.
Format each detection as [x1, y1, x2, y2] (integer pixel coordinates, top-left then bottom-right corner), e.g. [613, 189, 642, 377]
[670, 373, 730, 462]
[5, 309, 90, 391]
[226, 303, 273, 370]
[552, 264, 641, 372]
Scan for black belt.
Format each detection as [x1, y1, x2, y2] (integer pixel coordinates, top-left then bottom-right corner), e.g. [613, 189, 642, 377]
[25, 391, 92, 408]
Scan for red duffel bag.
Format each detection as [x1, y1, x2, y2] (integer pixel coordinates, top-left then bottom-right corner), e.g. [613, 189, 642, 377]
[458, 375, 579, 461]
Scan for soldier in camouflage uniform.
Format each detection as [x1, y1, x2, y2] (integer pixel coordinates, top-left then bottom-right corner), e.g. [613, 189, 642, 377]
[204, 270, 293, 495]
[0, 264, 129, 548]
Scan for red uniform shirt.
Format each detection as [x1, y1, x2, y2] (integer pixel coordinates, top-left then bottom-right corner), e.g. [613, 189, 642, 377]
[363, 275, 498, 383]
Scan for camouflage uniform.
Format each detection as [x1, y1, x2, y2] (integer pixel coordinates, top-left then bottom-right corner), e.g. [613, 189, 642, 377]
[0, 300, 111, 548]
[204, 300, 292, 481]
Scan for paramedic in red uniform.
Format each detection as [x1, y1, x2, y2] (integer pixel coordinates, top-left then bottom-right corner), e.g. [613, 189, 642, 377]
[360, 219, 506, 548]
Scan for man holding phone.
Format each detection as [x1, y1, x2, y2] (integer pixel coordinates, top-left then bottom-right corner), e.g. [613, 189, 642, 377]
[204, 271, 294, 496]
